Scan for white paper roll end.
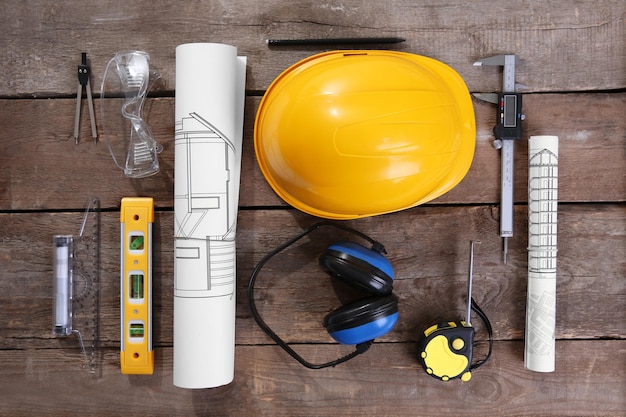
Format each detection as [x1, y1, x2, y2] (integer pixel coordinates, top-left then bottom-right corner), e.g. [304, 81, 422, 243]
[173, 296, 236, 389]
[524, 275, 557, 373]
[529, 135, 559, 155]
[525, 352, 556, 373]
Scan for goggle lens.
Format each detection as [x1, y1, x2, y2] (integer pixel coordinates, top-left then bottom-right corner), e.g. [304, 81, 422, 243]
[101, 51, 162, 178]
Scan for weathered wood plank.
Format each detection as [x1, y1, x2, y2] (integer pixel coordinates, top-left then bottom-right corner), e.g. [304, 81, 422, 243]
[2, 2, 624, 416]
[1, 205, 623, 348]
[0, 341, 624, 416]
[1, 93, 624, 211]
[1, 1, 624, 96]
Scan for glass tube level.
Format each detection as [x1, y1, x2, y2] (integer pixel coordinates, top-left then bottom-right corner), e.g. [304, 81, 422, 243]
[53, 235, 73, 336]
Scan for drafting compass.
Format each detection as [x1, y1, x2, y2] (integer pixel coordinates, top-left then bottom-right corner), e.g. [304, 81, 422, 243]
[473, 55, 524, 263]
[73, 52, 98, 144]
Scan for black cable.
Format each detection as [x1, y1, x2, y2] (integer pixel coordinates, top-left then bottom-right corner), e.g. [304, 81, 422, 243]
[249, 221, 493, 371]
[246, 221, 384, 369]
[469, 297, 493, 371]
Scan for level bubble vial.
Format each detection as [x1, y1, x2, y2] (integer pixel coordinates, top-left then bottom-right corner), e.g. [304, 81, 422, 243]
[130, 323, 145, 339]
[130, 273, 144, 299]
[129, 234, 144, 250]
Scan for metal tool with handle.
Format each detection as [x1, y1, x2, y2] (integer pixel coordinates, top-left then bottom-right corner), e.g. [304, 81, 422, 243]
[473, 55, 524, 263]
[73, 52, 98, 144]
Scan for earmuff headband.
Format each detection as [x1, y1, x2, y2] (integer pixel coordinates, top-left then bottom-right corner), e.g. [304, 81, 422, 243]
[247, 221, 390, 369]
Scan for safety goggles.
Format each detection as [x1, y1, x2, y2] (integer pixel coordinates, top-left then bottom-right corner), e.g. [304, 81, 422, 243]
[101, 51, 162, 178]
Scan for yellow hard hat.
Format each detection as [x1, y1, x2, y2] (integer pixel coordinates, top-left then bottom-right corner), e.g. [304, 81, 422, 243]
[254, 50, 475, 220]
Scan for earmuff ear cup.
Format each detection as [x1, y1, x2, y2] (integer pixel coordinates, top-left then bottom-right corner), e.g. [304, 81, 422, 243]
[323, 294, 399, 345]
[319, 242, 394, 295]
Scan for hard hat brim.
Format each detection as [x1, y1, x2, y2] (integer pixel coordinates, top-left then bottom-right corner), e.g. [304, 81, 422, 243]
[255, 51, 476, 220]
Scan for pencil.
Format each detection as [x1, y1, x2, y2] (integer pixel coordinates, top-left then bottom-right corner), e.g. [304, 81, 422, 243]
[267, 37, 406, 46]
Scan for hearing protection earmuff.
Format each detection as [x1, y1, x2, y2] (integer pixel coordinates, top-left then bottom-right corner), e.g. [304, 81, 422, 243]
[247, 221, 399, 369]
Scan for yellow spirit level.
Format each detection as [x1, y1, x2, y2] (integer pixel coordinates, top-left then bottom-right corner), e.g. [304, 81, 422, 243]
[120, 197, 154, 374]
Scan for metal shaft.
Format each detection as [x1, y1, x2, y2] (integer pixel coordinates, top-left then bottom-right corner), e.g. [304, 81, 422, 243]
[85, 79, 98, 140]
[501, 139, 514, 263]
[466, 241, 478, 324]
[500, 55, 517, 263]
[73, 82, 82, 143]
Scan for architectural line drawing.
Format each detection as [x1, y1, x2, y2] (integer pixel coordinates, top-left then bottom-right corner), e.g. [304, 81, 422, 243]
[173, 42, 246, 389]
[528, 148, 558, 274]
[525, 135, 559, 373]
[174, 112, 237, 299]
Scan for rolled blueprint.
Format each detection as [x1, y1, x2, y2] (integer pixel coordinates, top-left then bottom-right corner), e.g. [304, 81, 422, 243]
[174, 43, 247, 388]
[525, 135, 559, 372]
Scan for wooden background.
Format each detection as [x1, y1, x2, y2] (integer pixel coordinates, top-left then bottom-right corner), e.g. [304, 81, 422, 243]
[1, 1, 625, 416]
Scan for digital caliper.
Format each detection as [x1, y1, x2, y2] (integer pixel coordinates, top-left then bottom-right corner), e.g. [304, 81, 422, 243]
[474, 55, 524, 263]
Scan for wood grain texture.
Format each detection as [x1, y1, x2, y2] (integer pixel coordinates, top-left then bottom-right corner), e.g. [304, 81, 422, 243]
[0, 93, 624, 210]
[0, 342, 624, 417]
[1, 0, 624, 97]
[1, 1, 625, 415]
[1, 206, 624, 348]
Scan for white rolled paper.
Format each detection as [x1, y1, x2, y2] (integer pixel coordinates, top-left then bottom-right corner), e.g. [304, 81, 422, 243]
[525, 135, 559, 372]
[173, 43, 247, 388]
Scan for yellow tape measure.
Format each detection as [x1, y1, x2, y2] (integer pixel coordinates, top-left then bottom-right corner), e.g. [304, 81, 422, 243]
[418, 241, 487, 382]
[418, 321, 475, 381]
[120, 197, 154, 374]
